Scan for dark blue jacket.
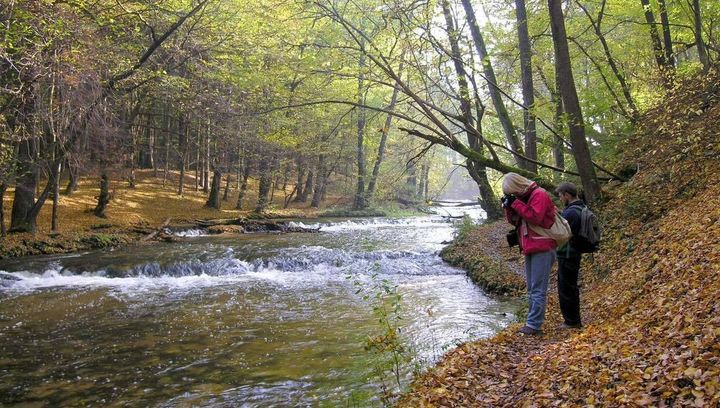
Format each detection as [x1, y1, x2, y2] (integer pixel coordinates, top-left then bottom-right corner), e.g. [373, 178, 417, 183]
[558, 200, 585, 258]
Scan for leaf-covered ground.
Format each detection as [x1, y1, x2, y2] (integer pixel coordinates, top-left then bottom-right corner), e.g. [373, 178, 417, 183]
[399, 72, 720, 407]
[0, 170, 324, 258]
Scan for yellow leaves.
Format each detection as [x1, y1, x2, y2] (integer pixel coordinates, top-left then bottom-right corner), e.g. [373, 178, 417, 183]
[634, 394, 655, 406]
[432, 386, 447, 395]
[684, 367, 702, 379]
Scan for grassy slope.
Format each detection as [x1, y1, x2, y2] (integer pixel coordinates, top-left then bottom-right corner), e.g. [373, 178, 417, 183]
[399, 72, 720, 407]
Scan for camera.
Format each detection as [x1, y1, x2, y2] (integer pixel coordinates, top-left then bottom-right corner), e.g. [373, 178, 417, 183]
[506, 229, 519, 247]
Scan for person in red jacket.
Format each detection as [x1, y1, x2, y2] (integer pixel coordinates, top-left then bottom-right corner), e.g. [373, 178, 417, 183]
[502, 172, 558, 335]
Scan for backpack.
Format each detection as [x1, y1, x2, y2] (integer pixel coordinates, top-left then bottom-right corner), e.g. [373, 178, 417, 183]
[569, 205, 601, 253]
[528, 212, 573, 248]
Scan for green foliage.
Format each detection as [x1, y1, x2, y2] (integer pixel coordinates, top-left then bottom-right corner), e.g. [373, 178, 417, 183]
[351, 264, 414, 406]
[76, 233, 122, 249]
[455, 214, 476, 241]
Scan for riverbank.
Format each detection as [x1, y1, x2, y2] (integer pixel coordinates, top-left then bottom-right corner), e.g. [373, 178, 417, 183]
[0, 170, 425, 259]
[399, 73, 720, 406]
[440, 221, 526, 297]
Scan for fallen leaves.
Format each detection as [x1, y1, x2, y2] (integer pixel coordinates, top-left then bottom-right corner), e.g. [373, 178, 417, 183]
[398, 69, 720, 407]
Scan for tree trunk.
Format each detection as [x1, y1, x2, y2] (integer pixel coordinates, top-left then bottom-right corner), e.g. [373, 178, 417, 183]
[552, 82, 566, 181]
[223, 174, 231, 201]
[311, 155, 326, 208]
[460, 0, 527, 170]
[293, 158, 306, 202]
[640, 0, 671, 84]
[404, 159, 418, 202]
[206, 168, 222, 209]
[203, 122, 210, 193]
[162, 111, 171, 188]
[353, 48, 368, 210]
[236, 158, 251, 210]
[50, 159, 61, 232]
[515, 0, 537, 173]
[94, 171, 110, 218]
[442, 0, 502, 220]
[195, 129, 201, 191]
[548, 0, 601, 204]
[64, 163, 79, 195]
[149, 127, 156, 172]
[691, 0, 710, 73]
[236, 151, 243, 190]
[422, 164, 430, 200]
[367, 59, 403, 201]
[255, 159, 272, 213]
[10, 141, 38, 233]
[269, 176, 277, 205]
[300, 170, 314, 202]
[177, 116, 187, 196]
[0, 182, 7, 237]
[657, 0, 674, 70]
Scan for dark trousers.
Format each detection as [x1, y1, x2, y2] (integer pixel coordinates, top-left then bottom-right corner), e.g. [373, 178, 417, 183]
[557, 255, 582, 326]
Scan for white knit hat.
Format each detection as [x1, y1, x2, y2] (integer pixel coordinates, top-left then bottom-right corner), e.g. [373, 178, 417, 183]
[502, 172, 534, 196]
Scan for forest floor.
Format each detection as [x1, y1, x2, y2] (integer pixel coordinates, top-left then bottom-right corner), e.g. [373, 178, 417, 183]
[399, 72, 720, 407]
[0, 170, 413, 259]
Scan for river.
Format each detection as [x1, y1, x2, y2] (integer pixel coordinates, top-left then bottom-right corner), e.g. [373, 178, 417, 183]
[0, 204, 517, 407]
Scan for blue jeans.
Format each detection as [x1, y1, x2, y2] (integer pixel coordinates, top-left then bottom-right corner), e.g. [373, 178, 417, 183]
[524, 251, 556, 330]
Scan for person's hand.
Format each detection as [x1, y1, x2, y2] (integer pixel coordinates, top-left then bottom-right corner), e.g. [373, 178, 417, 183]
[501, 194, 516, 208]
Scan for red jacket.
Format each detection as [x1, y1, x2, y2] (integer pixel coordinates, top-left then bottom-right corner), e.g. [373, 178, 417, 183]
[504, 185, 558, 255]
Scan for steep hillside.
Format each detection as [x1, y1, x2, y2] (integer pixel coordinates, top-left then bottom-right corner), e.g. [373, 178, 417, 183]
[400, 71, 720, 407]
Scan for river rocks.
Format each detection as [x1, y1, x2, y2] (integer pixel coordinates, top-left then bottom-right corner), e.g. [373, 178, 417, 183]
[207, 225, 245, 234]
[240, 220, 319, 234]
[170, 219, 320, 237]
[0, 271, 22, 285]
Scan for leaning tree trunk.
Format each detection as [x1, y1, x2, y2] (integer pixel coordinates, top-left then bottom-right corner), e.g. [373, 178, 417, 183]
[94, 171, 111, 218]
[460, 0, 527, 170]
[515, 0, 537, 174]
[367, 58, 403, 201]
[206, 168, 222, 209]
[442, 0, 502, 220]
[548, 0, 601, 204]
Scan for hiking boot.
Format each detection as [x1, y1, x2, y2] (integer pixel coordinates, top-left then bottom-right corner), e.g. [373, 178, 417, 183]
[559, 322, 582, 329]
[518, 325, 541, 335]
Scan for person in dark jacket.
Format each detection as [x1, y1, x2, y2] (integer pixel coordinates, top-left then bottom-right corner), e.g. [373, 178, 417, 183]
[555, 182, 584, 329]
